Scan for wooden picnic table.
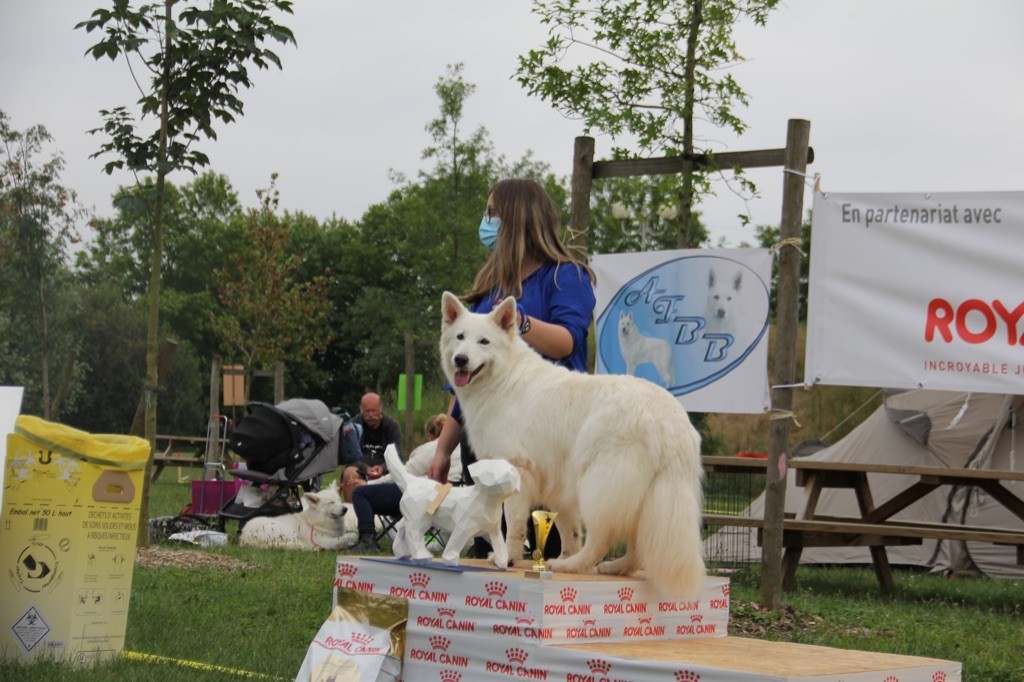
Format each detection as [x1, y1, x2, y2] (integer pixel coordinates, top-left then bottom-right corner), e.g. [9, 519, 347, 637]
[151, 434, 231, 482]
[701, 456, 1024, 591]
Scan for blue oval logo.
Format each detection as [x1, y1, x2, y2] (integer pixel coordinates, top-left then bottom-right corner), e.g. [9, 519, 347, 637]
[596, 255, 770, 395]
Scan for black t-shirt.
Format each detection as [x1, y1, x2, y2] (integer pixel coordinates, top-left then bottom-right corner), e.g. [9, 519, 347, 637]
[352, 413, 402, 470]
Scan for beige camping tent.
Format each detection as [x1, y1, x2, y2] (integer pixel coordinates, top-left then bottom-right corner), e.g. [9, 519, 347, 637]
[707, 390, 1023, 578]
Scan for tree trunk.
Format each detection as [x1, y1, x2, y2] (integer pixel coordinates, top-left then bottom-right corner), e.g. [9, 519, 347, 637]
[678, 0, 702, 248]
[38, 277, 51, 420]
[137, 0, 175, 549]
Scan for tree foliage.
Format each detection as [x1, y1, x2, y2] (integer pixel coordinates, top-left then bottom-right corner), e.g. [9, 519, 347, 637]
[212, 176, 334, 401]
[78, 0, 295, 545]
[517, 0, 778, 242]
[0, 112, 86, 419]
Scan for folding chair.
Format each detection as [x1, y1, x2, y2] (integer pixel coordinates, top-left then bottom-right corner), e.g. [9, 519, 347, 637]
[375, 514, 401, 544]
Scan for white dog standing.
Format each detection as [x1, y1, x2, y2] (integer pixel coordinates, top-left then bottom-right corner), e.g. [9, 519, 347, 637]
[385, 445, 520, 568]
[239, 488, 350, 551]
[441, 292, 706, 599]
[618, 311, 674, 386]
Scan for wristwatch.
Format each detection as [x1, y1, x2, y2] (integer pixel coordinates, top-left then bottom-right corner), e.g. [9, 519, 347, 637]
[519, 314, 531, 335]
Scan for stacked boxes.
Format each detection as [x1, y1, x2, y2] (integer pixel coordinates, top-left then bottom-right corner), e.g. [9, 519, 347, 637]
[1, 416, 148, 664]
[333, 557, 729, 680]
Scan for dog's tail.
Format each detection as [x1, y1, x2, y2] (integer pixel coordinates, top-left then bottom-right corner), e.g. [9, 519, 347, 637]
[636, 455, 707, 600]
[383, 445, 409, 492]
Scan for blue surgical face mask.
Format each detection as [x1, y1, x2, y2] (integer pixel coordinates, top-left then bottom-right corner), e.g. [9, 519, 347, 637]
[479, 215, 501, 251]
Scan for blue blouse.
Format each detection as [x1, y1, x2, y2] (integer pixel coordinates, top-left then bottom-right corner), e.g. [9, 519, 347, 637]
[450, 261, 596, 423]
[471, 261, 595, 372]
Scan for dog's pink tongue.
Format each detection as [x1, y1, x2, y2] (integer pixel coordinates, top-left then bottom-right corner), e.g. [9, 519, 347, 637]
[453, 370, 471, 388]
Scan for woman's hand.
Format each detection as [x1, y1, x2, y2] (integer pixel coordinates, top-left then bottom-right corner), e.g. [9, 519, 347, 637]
[428, 449, 451, 483]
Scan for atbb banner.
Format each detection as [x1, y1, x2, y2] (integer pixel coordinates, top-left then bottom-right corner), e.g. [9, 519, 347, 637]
[591, 249, 773, 414]
[805, 191, 1024, 393]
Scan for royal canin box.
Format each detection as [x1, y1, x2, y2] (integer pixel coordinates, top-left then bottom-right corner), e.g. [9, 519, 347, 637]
[333, 556, 728, 647]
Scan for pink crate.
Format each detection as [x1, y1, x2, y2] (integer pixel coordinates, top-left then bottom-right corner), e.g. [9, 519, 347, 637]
[190, 479, 244, 515]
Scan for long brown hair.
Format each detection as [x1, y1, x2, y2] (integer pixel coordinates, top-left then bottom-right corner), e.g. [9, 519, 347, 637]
[464, 179, 595, 304]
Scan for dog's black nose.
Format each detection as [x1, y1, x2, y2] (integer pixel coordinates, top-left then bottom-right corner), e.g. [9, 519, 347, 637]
[454, 354, 469, 369]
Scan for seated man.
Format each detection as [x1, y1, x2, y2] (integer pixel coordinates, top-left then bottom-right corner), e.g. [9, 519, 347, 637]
[339, 392, 403, 502]
[350, 413, 462, 551]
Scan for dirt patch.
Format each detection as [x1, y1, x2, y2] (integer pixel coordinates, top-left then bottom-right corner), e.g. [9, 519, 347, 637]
[728, 599, 878, 639]
[135, 545, 257, 572]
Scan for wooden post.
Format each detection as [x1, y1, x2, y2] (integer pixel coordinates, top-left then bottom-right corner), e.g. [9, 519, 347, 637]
[209, 357, 221, 417]
[273, 361, 284, 404]
[760, 118, 812, 610]
[404, 332, 415, 457]
[569, 136, 595, 258]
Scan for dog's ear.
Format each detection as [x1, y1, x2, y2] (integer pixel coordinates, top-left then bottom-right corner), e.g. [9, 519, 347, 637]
[492, 296, 518, 334]
[708, 268, 716, 288]
[441, 291, 465, 329]
[733, 270, 742, 291]
[302, 491, 320, 508]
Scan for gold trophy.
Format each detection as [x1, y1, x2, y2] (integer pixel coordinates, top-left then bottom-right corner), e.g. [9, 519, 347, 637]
[526, 510, 557, 579]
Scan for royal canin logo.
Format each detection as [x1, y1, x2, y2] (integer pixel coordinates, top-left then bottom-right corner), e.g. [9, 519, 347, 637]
[439, 670, 462, 682]
[721, 584, 730, 596]
[336, 563, 357, 578]
[410, 572, 431, 588]
[516, 617, 535, 626]
[438, 608, 456, 618]
[545, 587, 591, 616]
[319, 634, 387, 656]
[564, 657, 629, 681]
[429, 635, 451, 651]
[690, 614, 703, 624]
[884, 676, 900, 682]
[486, 581, 509, 598]
[674, 671, 700, 681]
[560, 587, 577, 603]
[484, 646, 547, 678]
[933, 673, 947, 682]
[622, 616, 666, 638]
[603, 587, 646, 614]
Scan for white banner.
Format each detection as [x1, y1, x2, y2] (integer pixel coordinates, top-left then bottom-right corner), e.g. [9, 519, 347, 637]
[592, 249, 772, 414]
[806, 191, 1024, 394]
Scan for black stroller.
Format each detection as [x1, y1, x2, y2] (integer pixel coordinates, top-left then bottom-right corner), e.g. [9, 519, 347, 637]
[217, 398, 359, 533]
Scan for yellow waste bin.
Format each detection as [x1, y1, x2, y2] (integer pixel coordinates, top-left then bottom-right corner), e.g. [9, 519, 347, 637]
[1, 415, 149, 664]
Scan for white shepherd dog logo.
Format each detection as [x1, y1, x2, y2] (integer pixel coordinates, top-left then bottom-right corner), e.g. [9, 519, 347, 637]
[618, 311, 674, 386]
[440, 292, 706, 599]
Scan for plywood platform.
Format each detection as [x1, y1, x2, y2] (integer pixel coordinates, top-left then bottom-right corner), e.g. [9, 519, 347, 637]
[560, 637, 960, 681]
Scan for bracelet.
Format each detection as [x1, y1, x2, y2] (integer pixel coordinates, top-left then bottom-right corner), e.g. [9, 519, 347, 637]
[519, 314, 531, 335]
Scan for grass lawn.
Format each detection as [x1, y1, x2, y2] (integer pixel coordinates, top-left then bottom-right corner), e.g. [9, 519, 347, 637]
[2, 478, 1022, 680]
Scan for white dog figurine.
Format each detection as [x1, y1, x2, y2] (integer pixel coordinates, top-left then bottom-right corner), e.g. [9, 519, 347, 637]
[239, 488, 349, 551]
[441, 291, 706, 599]
[384, 445, 520, 568]
[618, 310, 674, 386]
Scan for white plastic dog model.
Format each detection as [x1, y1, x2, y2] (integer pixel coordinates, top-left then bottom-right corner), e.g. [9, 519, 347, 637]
[384, 445, 520, 567]
[239, 488, 349, 551]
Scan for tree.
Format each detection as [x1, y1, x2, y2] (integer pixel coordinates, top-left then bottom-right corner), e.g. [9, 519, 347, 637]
[517, 0, 778, 246]
[0, 112, 86, 419]
[212, 177, 334, 402]
[77, 0, 295, 545]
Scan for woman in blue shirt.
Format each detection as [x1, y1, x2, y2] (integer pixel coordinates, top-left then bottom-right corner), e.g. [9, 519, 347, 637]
[429, 177, 596, 508]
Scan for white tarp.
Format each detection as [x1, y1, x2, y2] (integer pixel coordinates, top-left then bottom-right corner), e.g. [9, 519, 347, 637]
[805, 191, 1024, 394]
[592, 249, 772, 414]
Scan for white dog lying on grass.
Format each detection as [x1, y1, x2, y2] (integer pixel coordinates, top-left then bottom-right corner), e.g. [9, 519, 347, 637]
[239, 488, 350, 551]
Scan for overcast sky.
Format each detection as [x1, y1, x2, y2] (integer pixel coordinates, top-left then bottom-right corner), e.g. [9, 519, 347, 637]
[2, 1, 1023, 246]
